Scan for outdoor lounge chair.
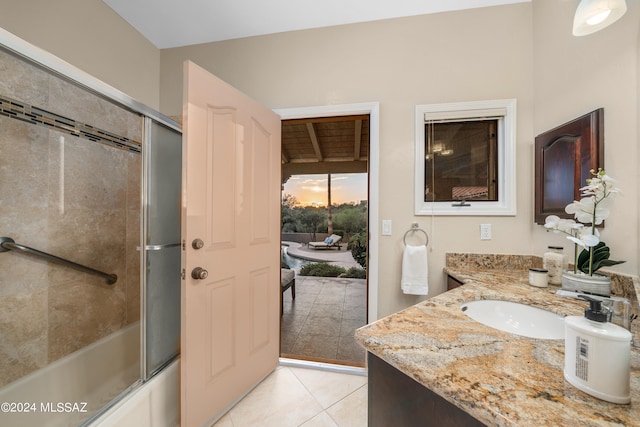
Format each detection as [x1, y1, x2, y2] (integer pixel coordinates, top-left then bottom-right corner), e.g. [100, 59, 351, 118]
[281, 268, 295, 315]
[308, 234, 342, 250]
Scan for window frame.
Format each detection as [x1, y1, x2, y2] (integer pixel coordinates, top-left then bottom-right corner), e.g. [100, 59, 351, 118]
[414, 99, 517, 216]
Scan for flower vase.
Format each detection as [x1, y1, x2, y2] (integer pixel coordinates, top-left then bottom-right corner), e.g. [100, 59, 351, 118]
[561, 270, 611, 296]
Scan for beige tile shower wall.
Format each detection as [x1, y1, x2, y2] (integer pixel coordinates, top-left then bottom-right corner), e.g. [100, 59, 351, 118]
[0, 50, 141, 386]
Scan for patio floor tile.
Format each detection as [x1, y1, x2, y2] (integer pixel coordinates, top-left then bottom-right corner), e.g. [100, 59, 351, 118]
[281, 276, 367, 366]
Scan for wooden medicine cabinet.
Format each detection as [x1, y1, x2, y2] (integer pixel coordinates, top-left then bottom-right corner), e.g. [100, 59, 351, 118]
[534, 109, 604, 225]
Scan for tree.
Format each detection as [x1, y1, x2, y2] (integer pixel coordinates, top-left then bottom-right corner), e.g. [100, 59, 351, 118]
[333, 207, 367, 235]
[299, 207, 325, 240]
[282, 193, 298, 208]
[348, 232, 367, 270]
[281, 194, 301, 232]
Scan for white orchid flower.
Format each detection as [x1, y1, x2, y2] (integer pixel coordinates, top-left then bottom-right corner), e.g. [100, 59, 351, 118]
[565, 198, 594, 223]
[600, 174, 620, 192]
[544, 169, 623, 276]
[586, 226, 599, 238]
[544, 215, 560, 229]
[566, 232, 599, 250]
[567, 236, 588, 250]
[563, 219, 581, 231]
[544, 215, 580, 231]
[565, 197, 611, 224]
[579, 232, 600, 247]
[581, 172, 620, 199]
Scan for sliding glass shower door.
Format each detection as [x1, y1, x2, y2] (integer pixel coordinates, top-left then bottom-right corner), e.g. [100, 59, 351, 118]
[142, 119, 181, 377]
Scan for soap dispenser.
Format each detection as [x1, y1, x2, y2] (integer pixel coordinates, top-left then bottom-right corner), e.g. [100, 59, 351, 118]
[564, 296, 632, 404]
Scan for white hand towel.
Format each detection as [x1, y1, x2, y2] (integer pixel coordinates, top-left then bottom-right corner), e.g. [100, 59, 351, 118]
[401, 244, 429, 295]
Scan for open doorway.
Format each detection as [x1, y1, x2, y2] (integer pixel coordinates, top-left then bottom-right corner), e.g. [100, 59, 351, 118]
[279, 114, 370, 367]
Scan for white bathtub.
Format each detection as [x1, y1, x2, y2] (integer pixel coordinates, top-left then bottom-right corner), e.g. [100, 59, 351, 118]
[0, 322, 141, 427]
[89, 359, 179, 427]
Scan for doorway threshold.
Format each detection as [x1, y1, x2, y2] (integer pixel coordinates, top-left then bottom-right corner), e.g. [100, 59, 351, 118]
[279, 357, 367, 377]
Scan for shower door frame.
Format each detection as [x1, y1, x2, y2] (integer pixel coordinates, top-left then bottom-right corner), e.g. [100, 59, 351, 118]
[140, 117, 182, 379]
[0, 26, 182, 424]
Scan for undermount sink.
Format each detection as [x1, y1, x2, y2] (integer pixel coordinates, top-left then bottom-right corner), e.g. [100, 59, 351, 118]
[460, 300, 565, 340]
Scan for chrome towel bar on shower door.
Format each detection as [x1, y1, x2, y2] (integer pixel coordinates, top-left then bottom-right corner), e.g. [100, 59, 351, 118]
[0, 236, 117, 285]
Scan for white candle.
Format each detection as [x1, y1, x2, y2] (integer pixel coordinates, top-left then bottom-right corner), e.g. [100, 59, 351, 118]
[529, 268, 549, 288]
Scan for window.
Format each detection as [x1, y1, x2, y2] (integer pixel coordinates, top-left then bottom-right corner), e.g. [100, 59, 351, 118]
[414, 99, 516, 216]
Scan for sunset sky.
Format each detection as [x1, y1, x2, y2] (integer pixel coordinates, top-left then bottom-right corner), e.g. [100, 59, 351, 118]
[282, 173, 367, 207]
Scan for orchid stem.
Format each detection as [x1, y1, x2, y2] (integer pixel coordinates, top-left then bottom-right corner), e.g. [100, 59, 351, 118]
[589, 203, 597, 276]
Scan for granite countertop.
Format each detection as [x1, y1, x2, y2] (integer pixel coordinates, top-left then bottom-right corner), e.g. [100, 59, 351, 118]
[355, 267, 640, 427]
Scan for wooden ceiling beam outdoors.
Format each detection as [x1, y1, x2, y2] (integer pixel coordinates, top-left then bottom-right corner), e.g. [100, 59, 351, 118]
[283, 114, 369, 126]
[286, 156, 368, 163]
[282, 160, 368, 179]
[354, 119, 362, 161]
[305, 122, 323, 161]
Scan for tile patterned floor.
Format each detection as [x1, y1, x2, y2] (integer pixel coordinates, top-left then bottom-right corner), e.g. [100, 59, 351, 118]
[280, 276, 367, 366]
[213, 366, 368, 427]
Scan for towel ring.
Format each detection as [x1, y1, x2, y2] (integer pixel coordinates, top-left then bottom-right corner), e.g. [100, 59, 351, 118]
[403, 223, 429, 247]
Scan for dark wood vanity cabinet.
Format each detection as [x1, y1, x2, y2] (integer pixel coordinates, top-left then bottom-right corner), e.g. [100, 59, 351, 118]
[446, 275, 464, 291]
[367, 353, 486, 427]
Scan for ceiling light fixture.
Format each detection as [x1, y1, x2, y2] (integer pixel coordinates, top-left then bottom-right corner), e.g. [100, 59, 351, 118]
[573, 0, 627, 36]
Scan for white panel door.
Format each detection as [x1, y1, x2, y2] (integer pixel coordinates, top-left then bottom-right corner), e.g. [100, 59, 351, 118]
[181, 61, 281, 427]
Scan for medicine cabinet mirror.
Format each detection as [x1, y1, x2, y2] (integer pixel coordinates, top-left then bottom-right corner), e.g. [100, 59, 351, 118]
[534, 109, 604, 225]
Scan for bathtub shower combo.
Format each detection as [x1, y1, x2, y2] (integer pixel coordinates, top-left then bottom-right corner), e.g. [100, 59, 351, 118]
[0, 34, 181, 427]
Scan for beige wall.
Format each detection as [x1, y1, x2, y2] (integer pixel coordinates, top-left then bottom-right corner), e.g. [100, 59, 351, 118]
[161, 4, 536, 317]
[161, 2, 639, 318]
[0, 0, 160, 109]
[530, 0, 639, 281]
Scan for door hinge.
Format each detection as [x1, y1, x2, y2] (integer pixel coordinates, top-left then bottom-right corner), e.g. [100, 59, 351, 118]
[181, 268, 186, 280]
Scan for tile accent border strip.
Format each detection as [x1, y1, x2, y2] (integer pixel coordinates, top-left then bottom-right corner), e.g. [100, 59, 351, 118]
[0, 94, 141, 153]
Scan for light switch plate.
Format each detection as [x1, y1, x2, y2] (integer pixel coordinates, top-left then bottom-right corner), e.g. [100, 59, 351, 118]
[382, 220, 392, 236]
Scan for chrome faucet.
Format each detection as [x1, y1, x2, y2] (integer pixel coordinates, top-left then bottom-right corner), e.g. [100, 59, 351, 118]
[556, 290, 635, 330]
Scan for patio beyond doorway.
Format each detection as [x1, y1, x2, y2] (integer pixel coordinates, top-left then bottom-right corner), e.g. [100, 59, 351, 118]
[281, 241, 366, 366]
[281, 275, 366, 366]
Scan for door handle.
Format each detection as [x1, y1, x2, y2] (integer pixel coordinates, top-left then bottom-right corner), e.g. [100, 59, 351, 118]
[192, 238, 204, 249]
[191, 267, 208, 280]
